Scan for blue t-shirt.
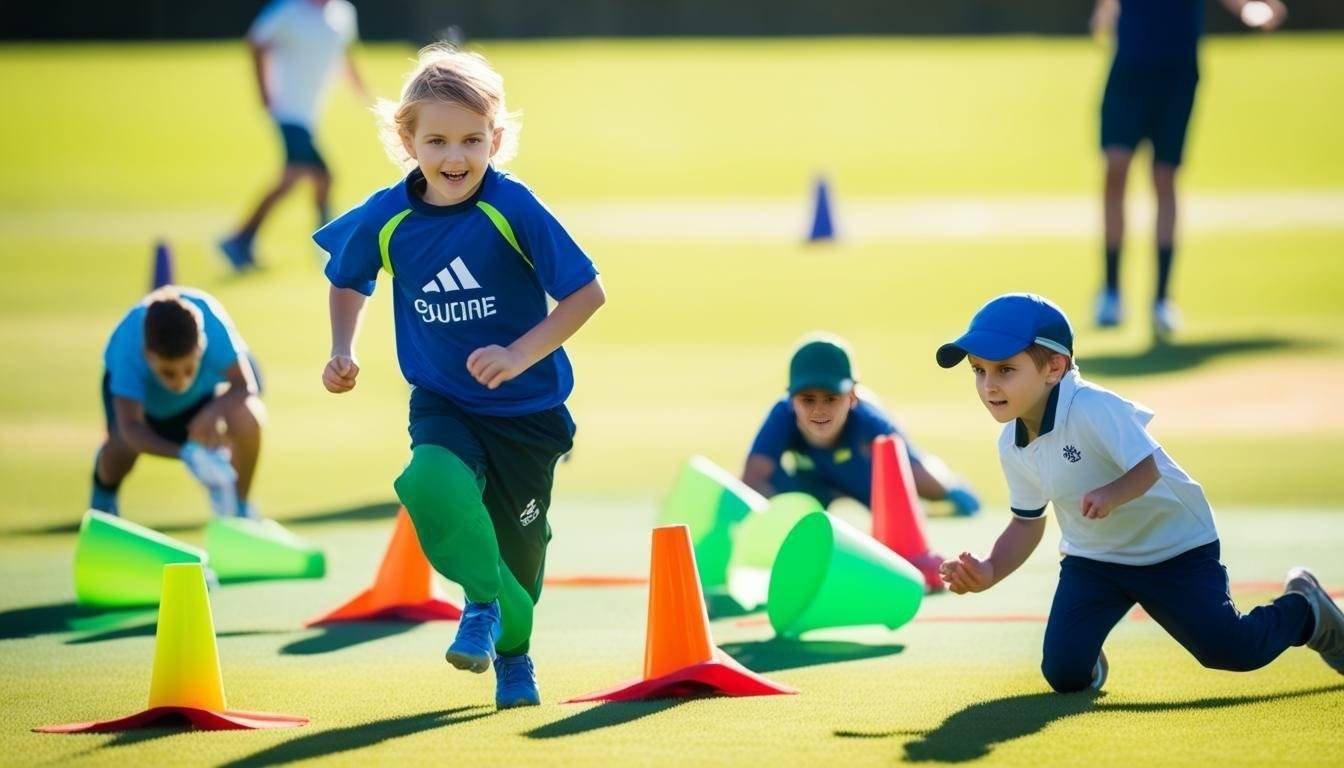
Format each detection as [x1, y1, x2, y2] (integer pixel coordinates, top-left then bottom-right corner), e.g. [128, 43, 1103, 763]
[318, 167, 599, 417]
[748, 396, 921, 508]
[103, 288, 248, 419]
[1115, 0, 1203, 66]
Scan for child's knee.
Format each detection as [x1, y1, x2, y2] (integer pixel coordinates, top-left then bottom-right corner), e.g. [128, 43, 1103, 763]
[394, 445, 491, 546]
[225, 395, 266, 435]
[1041, 656, 1094, 693]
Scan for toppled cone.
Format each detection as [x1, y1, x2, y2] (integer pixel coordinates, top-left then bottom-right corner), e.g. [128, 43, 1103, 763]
[36, 563, 306, 733]
[306, 507, 460, 625]
[871, 436, 945, 593]
[565, 524, 795, 702]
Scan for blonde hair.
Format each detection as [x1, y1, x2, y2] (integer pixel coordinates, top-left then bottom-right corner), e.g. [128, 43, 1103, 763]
[376, 44, 521, 170]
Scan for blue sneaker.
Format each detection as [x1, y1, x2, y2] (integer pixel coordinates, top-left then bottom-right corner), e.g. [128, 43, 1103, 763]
[218, 235, 255, 272]
[945, 486, 981, 517]
[495, 653, 541, 709]
[446, 600, 501, 673]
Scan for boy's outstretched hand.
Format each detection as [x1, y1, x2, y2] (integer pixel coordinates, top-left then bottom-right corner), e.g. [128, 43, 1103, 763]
[467, 345, 527, 390]
[323, 355, 360, 393]
[940, 552, 995, 594]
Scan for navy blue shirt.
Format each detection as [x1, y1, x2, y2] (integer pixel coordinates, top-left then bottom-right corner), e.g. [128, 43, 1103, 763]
[748, 397, 921, 507]
[1116, 0, 1204, 66]
[318, 167, 598, 417]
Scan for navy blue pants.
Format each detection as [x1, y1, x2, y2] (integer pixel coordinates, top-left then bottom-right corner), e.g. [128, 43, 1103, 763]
[1043, 541, 1312, 692]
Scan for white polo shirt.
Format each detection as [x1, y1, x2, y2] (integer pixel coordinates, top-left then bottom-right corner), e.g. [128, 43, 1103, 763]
[998, 369, 1218, 566]
[248, 0, 358, 129]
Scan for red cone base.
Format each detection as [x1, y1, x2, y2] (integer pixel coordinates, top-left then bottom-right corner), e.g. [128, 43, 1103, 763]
[909, 551, 947, 594]
[305, 593, 462, 626]
[564, 649, 796, 703]
[35, 706, 307, 733]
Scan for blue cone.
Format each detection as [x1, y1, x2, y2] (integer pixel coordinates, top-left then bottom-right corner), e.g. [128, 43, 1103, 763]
[807, 177, 835, 242]
[152, 240, 174, 289]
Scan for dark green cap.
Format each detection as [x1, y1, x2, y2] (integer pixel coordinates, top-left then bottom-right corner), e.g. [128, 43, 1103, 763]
[788, 338, 854, 395]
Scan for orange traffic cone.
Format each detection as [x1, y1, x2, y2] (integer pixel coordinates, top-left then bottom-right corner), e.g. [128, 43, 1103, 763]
[566, 524, 795, 702]
[871, 435, 944, 593]
[306, 508, 461, 625]
[36, 563, 306, 732]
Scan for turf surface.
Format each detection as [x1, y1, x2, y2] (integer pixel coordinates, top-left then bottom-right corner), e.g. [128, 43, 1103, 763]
[1, 36, 1342, 766]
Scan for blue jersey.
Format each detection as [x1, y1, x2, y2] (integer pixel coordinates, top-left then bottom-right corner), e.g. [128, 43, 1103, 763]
[318, 167, 598, 417]
[748, 396, 921, 508]
[1116, 0, 1203, 66]
[103, 288, 248, 419]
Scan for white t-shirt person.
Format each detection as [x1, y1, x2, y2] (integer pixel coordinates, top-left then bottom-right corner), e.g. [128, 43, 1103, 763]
[998, 368, 1218, 565]
[248, 0, 358, 129]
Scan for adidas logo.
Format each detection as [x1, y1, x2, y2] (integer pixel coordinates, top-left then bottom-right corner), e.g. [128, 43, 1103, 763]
[520, 498, 540, 526]
[422, 257, 481, 293]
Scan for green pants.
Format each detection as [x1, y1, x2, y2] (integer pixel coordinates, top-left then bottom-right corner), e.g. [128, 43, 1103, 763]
[396, 386, 574, 654]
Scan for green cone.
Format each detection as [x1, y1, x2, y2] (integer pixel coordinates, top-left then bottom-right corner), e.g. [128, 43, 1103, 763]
[205, 517, 325, 583]
[726, 492, 824, 610]
[767, 512, 924, 638]
[657, 455, 767, 592]
[74, 510, 207, 609]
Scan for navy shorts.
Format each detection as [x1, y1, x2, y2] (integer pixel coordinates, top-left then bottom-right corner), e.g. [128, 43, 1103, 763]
[102, 373, 212, 446]
[1100, 58, 1199, 167]
[408, 386, 576, 600]
[277, 122, 327, 170]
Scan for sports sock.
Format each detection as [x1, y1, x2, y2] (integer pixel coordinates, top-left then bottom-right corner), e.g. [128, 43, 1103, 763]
[1104, 246, 1121, 293]
[1156, 244, 1174, 301]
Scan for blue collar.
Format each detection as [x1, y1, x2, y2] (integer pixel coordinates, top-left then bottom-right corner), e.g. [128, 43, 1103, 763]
[1015, 380, 1061, 448]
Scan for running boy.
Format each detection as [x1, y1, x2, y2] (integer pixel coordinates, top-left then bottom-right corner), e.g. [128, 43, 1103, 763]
[1090, 0, 1286, 335]
[95, 287, 264, 519]
[319, 46, 604, 709]
[743, 334, 980, 517]
[935, 293, 1341, 691]
[220, 0, 369, 270]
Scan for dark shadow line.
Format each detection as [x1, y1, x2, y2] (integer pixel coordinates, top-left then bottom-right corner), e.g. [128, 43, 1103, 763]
[719, 638, 905, 673]
[279, 621, 419, 656]
[834, 682, 1344, 764]
[218, 706, 493, 768]
[525, 699, 689, 739]
[1079, 336, 1322, 378]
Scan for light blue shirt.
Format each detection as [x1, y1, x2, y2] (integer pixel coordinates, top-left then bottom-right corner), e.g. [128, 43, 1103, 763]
[103, 288, 248, 419]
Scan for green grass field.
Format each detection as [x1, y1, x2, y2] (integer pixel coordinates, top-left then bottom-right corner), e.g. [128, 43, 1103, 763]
[2, 36, 1342, 766]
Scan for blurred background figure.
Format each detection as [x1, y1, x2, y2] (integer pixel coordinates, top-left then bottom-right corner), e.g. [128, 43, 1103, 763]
[742, 334, 981, 517]
[95, 287, 266, 520]
[219, 0, 369, 271]
[1091, 0, 1287, 338]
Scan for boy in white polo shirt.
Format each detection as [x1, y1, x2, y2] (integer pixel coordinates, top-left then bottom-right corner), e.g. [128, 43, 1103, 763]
[935, 293, 1343, 692]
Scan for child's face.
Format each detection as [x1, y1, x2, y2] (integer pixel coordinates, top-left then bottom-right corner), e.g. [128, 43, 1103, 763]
[791, 388, 857, 447]
[401, 101, 502, 206]
[145, 347, 204, 394]
[967, 351, 1064, 424]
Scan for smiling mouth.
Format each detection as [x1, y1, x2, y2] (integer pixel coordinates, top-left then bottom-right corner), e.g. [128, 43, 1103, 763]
[988, 400, 1008, 408]
[442, 170, 468, 182]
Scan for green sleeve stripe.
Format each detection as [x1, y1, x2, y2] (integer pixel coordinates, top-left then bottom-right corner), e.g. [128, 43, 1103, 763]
[476, 201, 534, 270]
[378, 209, 413, 276]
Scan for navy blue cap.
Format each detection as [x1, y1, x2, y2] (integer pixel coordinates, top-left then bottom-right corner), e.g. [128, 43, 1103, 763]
[936, 294, 1074, 368]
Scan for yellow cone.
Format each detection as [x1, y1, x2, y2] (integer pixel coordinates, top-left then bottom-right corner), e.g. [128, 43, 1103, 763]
[146, 563, 226, 711]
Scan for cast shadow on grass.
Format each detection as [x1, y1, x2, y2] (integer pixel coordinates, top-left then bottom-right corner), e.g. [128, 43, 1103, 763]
[279, 621, 419, 655]
[10, 500, 400, 537]
[1078, 336, 1319, 378]
[706, 593, 761, 620]
[836, 683, 1344, 763]
[0, 601, 152, 641]
[720, 638, 905, 673]
[12, 517, 205, 537]
[283, 501, 401, 527]
[66, 626, 289, 645]
[526, 698, 691, 739]
[217, 706, 494, 768]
